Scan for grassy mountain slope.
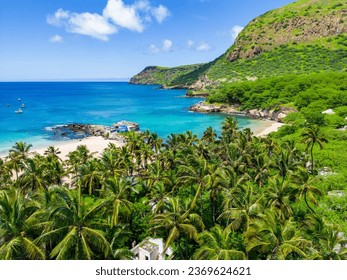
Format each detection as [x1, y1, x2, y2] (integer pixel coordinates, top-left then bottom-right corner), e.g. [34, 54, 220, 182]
[129, 64, 206, 87]
[130, 0, 347, 88]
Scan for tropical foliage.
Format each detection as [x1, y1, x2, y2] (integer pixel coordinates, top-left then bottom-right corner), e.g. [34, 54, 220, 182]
[1, 116, 346, 260]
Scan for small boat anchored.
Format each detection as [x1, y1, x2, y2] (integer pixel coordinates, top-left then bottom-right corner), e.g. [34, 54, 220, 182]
[15, 108, 23, 114]
[21, 103, 25, 108]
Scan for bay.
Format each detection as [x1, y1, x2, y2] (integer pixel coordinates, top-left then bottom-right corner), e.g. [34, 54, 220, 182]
[0, 82, 263, 154]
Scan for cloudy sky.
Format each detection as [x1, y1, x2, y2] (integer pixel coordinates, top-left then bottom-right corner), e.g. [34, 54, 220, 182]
[0, 0, 293, 81]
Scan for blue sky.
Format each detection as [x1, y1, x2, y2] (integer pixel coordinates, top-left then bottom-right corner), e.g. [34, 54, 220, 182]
[0, 0, 294, 81]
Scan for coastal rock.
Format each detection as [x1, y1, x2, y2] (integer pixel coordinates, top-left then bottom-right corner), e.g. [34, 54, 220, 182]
[245, 106, 297, 122]
[190, 102, 222, 113]
[50, 121, 139, 140]
[189, 102, 243, 114]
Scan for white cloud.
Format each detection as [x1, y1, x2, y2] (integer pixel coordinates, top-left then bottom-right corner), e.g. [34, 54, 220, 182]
[103, 0, 144, 32]
[148, 39, 173, 53]
[68, 12, 118, 41]
[162, 39, 172, 51]
[47, 0, 170, 41]
[196, 42, 210, 51]
[49, 34, 63, 43]
[47, 9, 117, 41]
[151, 5, 170, 23]
[231, 25, 244, 41]
[47, 9, 69, 26]
[187, 40, 194, 48]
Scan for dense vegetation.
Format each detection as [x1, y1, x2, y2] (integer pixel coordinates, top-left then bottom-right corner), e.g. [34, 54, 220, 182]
[1, 118, 346, 260]
[207, 72, 347, 111]
[208, 71, 347, 181]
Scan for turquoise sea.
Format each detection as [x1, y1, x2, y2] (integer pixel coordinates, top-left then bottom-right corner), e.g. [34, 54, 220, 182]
[0, 82, 264, 155]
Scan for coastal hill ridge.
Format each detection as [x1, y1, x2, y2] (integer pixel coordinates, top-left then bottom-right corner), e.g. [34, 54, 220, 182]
[130, 0, 347, 90]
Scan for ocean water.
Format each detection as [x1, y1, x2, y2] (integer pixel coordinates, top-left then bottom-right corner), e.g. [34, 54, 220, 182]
[0, 82, 263, 155]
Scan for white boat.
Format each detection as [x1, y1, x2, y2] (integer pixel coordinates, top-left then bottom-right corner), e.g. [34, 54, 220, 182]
[15, 108, 23, 114]
[21, 103, 25, 108]
[18, 98, 21, 101]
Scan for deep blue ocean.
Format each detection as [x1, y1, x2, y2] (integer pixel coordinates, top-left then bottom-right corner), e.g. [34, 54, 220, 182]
[0, 82, 263, 154]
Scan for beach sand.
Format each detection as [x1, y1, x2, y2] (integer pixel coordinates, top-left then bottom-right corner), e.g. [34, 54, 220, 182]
[252, 120, 285, 137]
[31, 136, 125, 160]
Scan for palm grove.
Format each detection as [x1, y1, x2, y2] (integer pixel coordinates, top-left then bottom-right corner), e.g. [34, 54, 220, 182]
[1, 115, 346, 260]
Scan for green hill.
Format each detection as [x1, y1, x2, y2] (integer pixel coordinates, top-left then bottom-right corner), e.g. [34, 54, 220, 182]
[130, 0, 347, 88]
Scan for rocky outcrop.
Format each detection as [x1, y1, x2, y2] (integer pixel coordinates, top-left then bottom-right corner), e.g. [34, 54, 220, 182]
[228, 45, 262, 61]
[189, 102, 244, 114]
[188, 75, 215, 90]
[51, 124, 108, 139]
[227, 9, 346, 62]
[245, 106, 297, 122]
[50, 122, 139, 141]
[190, 102, 297, 122]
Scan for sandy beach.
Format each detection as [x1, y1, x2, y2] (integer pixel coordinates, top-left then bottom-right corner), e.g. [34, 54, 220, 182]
[252, 120, 285, 137]
[0, 136, 125, 160]
[32, 136, 125, 160]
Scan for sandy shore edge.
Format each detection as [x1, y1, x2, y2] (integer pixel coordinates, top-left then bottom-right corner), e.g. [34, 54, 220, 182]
[0, 136, 125, 160]
[252, 120, 285, 137]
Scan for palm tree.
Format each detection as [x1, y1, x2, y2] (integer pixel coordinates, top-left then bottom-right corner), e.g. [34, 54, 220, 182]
[7, 142, 33, 181]
[44, 146, 62, 162]
[292, 167, 322, 213]
[0, 188, 44, 260]
[101, 177, 136, 227]
[193, 226, 246, 260]
[245, 209, 310, 260]
[252, 153, 270, 188]
[301, 215, 347, 260]
[66, 145, 94, 176]
[202, 126, 217, 144]
[301, 126, 328, 173]
[265, 176, 296, 220]
[151, 197, 204, 259]
[261, 136, 279, 157]
[17, 157, 47, 193]
[221, 117, 238, 143]
[110, 224, 134, 260]
[317, 225, 347, 260]
[146, 132, 162, 154]
[37, 187, 110, 260]
[178, 154, 212, 216]
[219, 182, 262, 233]
[75, 158, 103, 195]
[0, 158, 12, 187]
[99, 149, 124, 179]
[9, 141, 32, 160]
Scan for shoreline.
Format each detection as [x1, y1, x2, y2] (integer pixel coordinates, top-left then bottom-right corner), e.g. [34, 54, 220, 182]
[0, 100, 287, 158]
[251, 120, 284, 137]
[0, 120, 283, 159]
[0, 136, 125, 160]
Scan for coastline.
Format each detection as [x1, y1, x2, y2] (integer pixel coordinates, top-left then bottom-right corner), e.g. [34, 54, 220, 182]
[252, 120, 284, 137]
[0, 136, 125, 160]
[0, 120, 283, 159]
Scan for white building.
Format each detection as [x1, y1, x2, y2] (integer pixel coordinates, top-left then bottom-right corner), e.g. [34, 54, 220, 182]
[131, 238, 173, 260]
